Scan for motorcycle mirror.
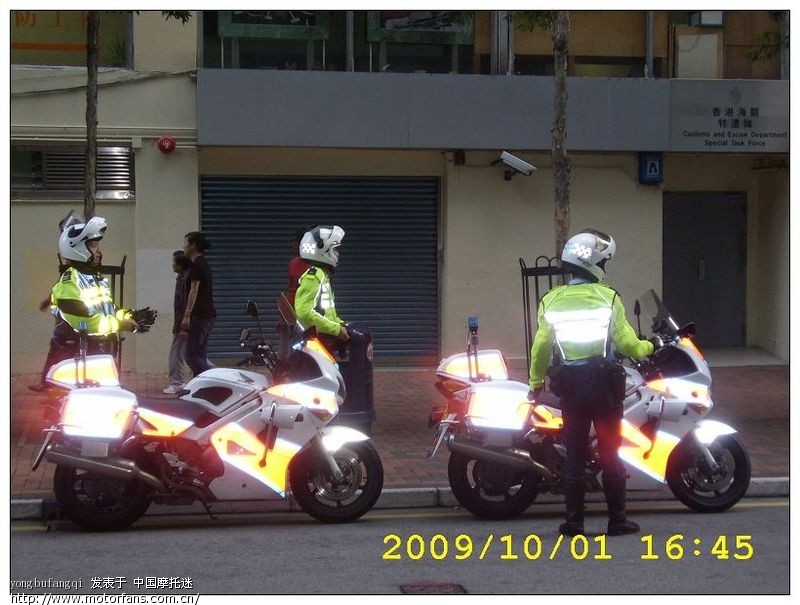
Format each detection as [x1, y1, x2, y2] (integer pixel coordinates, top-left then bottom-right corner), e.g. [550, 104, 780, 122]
[678, 322, 696, 337]
[634, 300, 642, 338]
[245, 300, 259, 318]
[240, 328, 250, 342]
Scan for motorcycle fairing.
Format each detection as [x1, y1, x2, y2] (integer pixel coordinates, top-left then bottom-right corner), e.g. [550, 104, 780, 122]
[47, 354, 120, 388]
[466, 381, 531, 431]
[61, 387, 136, 439]
[267, 383, 338, 416]
[437, 349, 509, 382]
[532, 405, 563, 430]
[211, 422, 301, 496]
[647, 377, 711, 407]
[137, 408, 195, 438]
[694, 419, 737, 445]
[320, 425, 369, 452]
[618, 419, 681, 482]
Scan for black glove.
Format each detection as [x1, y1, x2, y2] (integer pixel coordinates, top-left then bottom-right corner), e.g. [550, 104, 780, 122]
[649, 335, 664, 350]
[132, 307, 158, 332]
[527, 388, 542, 402]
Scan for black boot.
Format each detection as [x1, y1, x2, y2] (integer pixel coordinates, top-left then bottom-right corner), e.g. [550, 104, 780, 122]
[559, 477, 585, 536]
[604, 474, 640, 536]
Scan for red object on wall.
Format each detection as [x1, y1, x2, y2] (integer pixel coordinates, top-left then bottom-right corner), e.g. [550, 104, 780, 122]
[157, 136, 177, 154]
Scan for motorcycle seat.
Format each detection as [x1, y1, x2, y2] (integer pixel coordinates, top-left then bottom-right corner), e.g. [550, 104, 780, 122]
[135, 395, 220, 427]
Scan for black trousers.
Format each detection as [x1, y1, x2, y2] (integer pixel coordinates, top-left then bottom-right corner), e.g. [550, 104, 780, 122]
[558, 362, 626, 482]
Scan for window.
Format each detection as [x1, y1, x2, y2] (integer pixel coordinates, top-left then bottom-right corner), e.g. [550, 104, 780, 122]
[12, 146, 135, 200]
[201, 10, 475, 73]
[11, 11, 130, 68]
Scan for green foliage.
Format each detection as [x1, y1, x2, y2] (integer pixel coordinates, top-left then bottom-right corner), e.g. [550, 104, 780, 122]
[745, 11, 788, 62]
[162, 11, 192, 24]
[745, 31, 788, 62]
[510, 10, 556, 32]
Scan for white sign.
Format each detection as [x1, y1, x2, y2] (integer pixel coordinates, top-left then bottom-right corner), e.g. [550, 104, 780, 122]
[670, 80, 788, 153]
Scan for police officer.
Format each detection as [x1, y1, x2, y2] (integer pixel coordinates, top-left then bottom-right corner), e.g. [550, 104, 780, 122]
[528, 229, 655, 537]
[41, 215, 155, 380]
[294, 225, 350, 343]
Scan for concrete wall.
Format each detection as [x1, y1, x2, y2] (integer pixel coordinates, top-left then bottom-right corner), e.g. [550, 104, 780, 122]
[753, 168, 789, 359]
[12, 201, 136, 374]
[442, 151, 662, 363]
[11, 14, 199, 374]
[133, 11, 197, 72]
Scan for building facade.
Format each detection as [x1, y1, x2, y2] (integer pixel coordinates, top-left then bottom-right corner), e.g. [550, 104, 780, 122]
[11, 10, 789, 374]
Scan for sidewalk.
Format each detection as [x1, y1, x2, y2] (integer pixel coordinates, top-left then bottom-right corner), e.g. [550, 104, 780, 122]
[11, 361, 789, 514]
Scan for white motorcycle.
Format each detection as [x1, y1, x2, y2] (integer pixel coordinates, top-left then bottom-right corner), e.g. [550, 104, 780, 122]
[427, 290, 751, 519]
[32, 300, 384, 530]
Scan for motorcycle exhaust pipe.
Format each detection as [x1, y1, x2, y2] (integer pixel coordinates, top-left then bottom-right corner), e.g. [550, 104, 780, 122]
[46, 445, 166, 492]
[446, 435, 555, 481]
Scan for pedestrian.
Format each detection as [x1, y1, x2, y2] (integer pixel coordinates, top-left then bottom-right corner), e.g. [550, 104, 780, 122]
[527, 229, 657, 537]
[180, 231, 216, 377]
[162, 250, 191, 394]
[277, 226, 313, 358]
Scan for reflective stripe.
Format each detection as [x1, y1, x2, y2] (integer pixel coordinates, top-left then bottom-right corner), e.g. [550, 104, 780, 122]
[55, 268, 119, 335]
[544, 306, 612, 359]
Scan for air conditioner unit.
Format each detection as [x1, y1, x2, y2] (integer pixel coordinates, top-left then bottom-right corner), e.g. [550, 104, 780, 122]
[689, 11, 723, 27]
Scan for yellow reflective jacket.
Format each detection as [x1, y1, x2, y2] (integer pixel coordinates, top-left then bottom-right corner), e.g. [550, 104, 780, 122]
[529, 282, 654, 389]
[294, 266, 344, 337]
[50, 267, 130, 336]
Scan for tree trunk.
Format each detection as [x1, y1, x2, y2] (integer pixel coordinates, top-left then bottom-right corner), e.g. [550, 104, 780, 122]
[551, 11, 571, 259]
[84, 11, 100, 220]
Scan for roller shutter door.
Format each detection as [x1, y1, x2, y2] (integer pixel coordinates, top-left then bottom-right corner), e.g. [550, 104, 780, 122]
[201, 176, 439, 363]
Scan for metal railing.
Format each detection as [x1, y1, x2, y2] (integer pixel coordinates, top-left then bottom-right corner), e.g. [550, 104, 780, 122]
[519, 255, 568, 369]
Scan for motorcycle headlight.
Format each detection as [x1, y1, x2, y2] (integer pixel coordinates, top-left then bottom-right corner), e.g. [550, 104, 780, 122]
[61, 388, 137, 440]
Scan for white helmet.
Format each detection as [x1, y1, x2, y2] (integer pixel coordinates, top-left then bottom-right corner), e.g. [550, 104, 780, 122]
[561, 228, 616, 281]
[299, 225, 345, 268]
[58, 216, 108, 262]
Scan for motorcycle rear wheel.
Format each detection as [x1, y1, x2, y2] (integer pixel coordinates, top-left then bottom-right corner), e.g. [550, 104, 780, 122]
[289, 440, 383, 523]
[666, 434, 751, 513]
[53, 465, 152, 531]
[448, 452, 540, 519]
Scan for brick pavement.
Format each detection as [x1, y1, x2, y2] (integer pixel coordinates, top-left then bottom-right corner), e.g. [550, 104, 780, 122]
[11, 363, 788, 500]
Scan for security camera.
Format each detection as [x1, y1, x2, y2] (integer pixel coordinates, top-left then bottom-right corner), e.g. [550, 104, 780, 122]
[499, 151, 536, 176]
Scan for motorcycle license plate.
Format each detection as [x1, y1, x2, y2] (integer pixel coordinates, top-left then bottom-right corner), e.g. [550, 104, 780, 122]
[81, 441, 109, 458]
[31, 430, 55, 472]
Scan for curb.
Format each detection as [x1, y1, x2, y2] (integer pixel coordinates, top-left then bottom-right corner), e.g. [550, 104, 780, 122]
[10, 477, 789, 521]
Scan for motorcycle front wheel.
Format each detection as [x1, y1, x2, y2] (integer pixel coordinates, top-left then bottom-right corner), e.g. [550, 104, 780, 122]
[448, 452, 540, 519]
[289, 440, 384, 523]
[666, 434, 751, 513]
[53, 465, 152, 531]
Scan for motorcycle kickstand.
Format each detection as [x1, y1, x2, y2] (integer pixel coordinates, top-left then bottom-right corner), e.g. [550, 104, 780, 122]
[201, 500, 217, 520]
[313, 434, 345, 482]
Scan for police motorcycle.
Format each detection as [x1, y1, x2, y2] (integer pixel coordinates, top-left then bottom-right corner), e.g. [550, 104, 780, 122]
[426, 290, 751, 519]
[32, 300, 384, 531]
[242, 296, 376, 435]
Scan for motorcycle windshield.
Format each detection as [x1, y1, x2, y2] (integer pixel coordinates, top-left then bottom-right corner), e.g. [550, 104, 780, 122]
[638, 289, 680, 336]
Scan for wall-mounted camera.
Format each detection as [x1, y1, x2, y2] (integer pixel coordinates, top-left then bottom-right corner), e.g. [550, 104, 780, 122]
[496, 151, 536, 180]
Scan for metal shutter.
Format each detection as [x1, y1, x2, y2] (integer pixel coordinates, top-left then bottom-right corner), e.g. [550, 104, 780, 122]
[201, 176, 439, 363]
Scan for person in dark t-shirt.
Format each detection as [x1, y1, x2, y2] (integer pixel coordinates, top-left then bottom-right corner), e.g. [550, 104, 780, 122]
[181, 231, 216, 376]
